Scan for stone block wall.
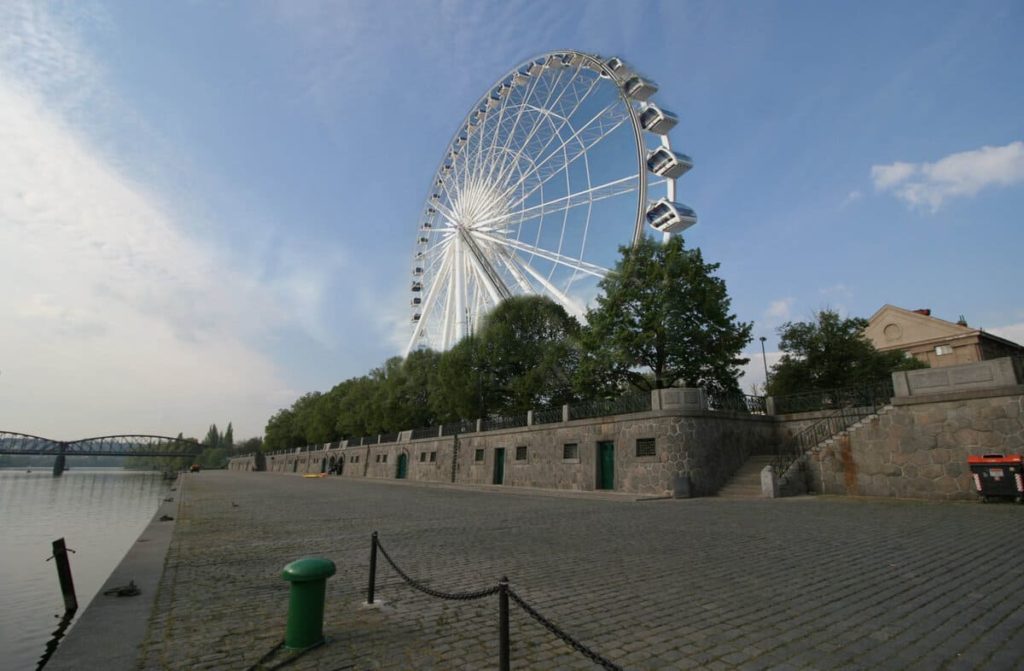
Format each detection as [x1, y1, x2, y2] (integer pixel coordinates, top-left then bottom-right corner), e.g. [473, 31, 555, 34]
[243, 408, 779, 498]
[807, 388, 1024, 500]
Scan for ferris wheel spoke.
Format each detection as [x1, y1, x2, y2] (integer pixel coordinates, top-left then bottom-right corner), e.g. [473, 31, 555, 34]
[473, 174, 639, 231]
[492, 74, 604, 197]
[495, 98, 626, 206]
[512, 255, 585, 316]
[502, 103, 632, 210]
[472, 230, 608, 279]
[481, 64, 585, 187]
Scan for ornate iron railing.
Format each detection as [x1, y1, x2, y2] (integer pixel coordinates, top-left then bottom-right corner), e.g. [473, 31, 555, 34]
[480, 414, 528, 432]
[568, 392, 651, 421]
[706, 392, 767, 414]
[771, 379, 895, 415]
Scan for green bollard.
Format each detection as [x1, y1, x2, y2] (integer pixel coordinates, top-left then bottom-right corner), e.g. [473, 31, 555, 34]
[281, 557, 336, 650]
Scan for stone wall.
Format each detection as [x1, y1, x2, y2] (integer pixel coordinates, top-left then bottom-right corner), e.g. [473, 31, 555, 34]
[235, 407, 780, 498]
[807, 387, 1024, 500]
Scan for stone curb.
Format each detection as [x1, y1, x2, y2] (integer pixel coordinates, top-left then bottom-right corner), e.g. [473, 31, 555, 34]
[45, 476, 184, 671]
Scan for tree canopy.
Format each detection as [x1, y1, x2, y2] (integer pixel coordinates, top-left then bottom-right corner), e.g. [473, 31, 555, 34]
[262, 237, 755, 447]
[578, 235, 751, 395]
[766, 309, 926, 396]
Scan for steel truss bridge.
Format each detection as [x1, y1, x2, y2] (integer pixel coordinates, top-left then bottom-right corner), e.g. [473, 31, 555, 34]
[0, 430, 206, 476]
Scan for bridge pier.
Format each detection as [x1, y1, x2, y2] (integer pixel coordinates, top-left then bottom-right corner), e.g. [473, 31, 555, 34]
[52, 443, 67, 477]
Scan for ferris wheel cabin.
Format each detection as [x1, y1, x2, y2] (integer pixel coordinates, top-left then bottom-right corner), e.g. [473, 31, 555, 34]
[647, 147, 693, 179]
[646, 199, 697, 234]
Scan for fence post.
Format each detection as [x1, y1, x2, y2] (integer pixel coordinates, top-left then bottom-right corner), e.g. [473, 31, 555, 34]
[498, 576, 510, 671]
[367, 531, 378, 604]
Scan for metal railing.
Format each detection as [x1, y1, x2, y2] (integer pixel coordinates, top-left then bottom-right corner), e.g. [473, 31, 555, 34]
[366, 532, 621, 671]
[378, 432, 399, 444]
[771, 380, 895, 415]
[532, 408, 563, 425]
[706, 392, 767, 414]
[771, 384, 893, 477]
[480, 414, 528, 432]
[568, 392, 650, 421]
[410, 426, 439, 441]
[441, 419, 476, 436]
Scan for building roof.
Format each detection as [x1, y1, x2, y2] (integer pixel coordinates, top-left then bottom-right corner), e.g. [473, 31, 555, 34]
[865, 304, 1024, 352]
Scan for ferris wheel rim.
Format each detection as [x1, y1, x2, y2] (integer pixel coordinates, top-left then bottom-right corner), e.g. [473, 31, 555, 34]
[406, 49, 685, 355]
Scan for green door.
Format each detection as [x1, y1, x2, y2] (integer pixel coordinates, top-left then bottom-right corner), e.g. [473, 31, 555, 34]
[493, 448, 505, 485]
[597, 441, 614, 490]
[396, 453, 408, 479]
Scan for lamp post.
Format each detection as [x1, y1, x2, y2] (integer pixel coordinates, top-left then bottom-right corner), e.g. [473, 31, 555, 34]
[759, 337, 770, 391]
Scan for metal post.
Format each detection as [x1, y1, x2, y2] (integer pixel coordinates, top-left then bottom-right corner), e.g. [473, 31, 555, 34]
[759, 336, 770, 391]
[498, 576, 510, 671]
[367, 531, 378, 604]
[50, 538, 78, 613]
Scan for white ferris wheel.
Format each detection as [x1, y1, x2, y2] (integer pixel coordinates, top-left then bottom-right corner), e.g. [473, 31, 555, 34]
[406, 50, 696, 355]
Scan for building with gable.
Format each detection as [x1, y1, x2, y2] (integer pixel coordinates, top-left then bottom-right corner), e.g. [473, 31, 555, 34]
[864, 304, 1023, 368]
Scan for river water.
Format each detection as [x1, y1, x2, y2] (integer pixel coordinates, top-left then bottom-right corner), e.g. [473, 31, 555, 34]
[0, 469, 171, 670]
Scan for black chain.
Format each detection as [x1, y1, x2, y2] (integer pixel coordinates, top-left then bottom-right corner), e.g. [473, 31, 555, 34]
[507, 588, 623, 671]
[376, 540, 501, 601]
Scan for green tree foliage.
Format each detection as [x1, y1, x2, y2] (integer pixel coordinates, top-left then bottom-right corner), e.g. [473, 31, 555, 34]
[264, 408, 302, 452]
[578, 235, 751, 394]
[474, 295, 580, 414]
[766, 309, 927, 396]
[222, 423, 234, 452]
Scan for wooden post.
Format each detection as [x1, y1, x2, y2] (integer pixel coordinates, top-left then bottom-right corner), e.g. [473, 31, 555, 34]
[51, 538, 78, 613]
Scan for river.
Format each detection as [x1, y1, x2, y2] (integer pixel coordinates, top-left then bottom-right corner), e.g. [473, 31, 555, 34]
[0, 468, 171, 670]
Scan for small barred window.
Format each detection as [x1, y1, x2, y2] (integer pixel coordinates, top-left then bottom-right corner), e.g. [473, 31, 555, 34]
[636, 438, 656, 457]
[563, 443, 578, 460]
[515, 446, 528, 461]
[429, 451, 437, 462]
[474, 449, 484, 462]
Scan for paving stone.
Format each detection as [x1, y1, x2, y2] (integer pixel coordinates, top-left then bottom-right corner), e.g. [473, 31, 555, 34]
[137, 473, 1024, 670]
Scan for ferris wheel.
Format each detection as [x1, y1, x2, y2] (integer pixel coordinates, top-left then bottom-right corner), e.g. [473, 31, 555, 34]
[406, 50, 696, 354]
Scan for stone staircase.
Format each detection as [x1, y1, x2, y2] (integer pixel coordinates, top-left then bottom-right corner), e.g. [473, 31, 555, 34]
[717, 404, 896, 499]
[717, 455, 774, 498]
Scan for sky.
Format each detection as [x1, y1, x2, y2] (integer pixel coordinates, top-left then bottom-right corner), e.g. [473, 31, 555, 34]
[1, 1, 1022, 440]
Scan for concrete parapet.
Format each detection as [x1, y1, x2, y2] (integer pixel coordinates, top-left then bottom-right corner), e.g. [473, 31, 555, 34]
[894, 356, 1021, 397]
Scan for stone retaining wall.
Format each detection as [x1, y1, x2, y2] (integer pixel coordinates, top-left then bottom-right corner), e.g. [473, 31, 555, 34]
[807, 387, 1024, 500]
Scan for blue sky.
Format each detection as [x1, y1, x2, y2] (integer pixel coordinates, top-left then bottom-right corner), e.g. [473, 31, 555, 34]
[1, 1, 1021, 440]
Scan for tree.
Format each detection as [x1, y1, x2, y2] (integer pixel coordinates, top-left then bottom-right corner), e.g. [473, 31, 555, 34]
[766, 309, 926, 396]
[578, 235, 751, 395]
[204, 424, 220, 450]
[222, 423, 234, 452]
[474, 295, 581, 414]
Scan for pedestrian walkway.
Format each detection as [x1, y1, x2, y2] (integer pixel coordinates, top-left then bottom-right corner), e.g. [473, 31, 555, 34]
[137, 472, 1024, 670]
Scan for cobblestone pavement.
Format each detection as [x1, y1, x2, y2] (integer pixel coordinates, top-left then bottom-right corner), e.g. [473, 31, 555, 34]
[137, 473, 1024, 671]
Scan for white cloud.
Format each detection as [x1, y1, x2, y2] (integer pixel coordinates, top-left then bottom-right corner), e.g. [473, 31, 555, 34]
[765, 298, 793, 322]
[871, 141, 1024, 212]
[0, 78, 294, 439]
[841, 190, 862, 207]
[989, 323, 1024, 347]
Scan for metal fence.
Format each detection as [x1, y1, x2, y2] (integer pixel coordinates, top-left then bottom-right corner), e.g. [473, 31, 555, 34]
[441, 419, 476, 436]
[706, 392, 767, 414]
[567, 392, 651, 421]
[480, 414, 528, 432]
[378, 432, 399, 444]
[771, 379, 895, 415]
[531, 408, 563, 425]
[410, 426, 439, 441]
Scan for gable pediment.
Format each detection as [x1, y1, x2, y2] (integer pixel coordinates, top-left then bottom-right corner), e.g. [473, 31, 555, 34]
[865, 305, 971, 349]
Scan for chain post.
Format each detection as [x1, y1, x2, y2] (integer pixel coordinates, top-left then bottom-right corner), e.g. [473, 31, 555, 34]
[367, 531, 378, 604]
[498, 576, 510, 671]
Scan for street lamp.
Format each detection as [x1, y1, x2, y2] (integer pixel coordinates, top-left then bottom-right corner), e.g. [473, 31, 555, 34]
[759, 337, 770, 391]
